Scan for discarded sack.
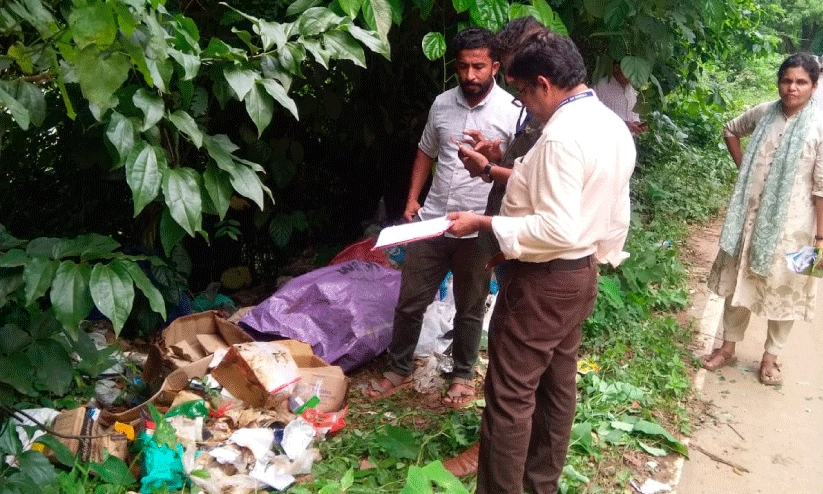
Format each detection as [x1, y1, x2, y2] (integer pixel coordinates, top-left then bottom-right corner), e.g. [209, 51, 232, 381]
[239, 260, 401, 371]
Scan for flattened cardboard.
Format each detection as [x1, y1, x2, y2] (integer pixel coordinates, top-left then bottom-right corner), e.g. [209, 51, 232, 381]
[210, 345, 269, 408]
[162, 311, 253, 367]
[50, 408, 128, 463]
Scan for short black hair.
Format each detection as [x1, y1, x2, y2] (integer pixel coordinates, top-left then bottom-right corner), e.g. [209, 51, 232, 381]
[496, 17, 548, 58]
[453, 27, 499, 62]
[506, 33, 587, 90]
[778, 53, 820, 85]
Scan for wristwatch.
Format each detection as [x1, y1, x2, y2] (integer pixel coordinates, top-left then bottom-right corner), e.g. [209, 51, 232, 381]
[481, 163, 493, 183]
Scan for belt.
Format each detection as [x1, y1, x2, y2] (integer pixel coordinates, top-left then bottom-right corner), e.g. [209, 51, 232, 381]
[514, 254, 593, 271]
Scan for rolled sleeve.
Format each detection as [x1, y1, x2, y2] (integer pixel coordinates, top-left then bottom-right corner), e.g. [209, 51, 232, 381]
[418, 105, 439, 159]
[723, 102, 772, 138]
[491, 215, 527, 259]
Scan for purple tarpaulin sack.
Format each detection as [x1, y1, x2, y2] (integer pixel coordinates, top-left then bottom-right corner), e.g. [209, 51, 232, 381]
[239, 260, 401, 371]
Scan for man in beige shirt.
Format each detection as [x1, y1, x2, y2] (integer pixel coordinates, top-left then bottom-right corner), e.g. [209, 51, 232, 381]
[449, 33, 636, 494]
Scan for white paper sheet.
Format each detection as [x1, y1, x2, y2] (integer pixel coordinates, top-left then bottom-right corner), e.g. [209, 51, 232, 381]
[372, 217, 453, 249]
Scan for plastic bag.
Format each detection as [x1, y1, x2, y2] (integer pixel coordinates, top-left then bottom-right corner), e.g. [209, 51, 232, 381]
[239, 260, 401, 371]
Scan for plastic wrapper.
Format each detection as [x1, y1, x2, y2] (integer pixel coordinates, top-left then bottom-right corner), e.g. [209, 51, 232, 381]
[281, 418, 316, 460]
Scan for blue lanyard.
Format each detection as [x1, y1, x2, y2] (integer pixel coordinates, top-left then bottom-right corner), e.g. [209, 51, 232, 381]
[556, 90, 594, 111]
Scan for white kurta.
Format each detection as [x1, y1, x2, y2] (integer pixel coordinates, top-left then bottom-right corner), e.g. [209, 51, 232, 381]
[709, 101, 823, 321]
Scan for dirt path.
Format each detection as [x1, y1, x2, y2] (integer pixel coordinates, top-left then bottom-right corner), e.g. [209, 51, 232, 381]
[675, 220, 823, 494]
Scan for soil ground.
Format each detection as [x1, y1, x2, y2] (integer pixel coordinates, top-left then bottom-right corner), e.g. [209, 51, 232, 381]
[674, 219, 823, 494]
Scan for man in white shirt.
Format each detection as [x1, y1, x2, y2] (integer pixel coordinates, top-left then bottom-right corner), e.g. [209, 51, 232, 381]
[593, 62, 646, 134]
[364, 28, 520, 406]
[449, 33, 636, 494]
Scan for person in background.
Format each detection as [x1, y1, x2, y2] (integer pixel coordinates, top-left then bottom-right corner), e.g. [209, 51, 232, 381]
[364, 27, 520, 407]
[448, 32, 636, 494]
[702, 53, 823, 386]
[442, 15, 549, 478]
[593, 61, 647, 134]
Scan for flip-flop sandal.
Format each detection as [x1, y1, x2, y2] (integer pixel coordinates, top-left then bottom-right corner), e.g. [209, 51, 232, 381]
[758, 361, 782, 386]
[702, 348, 737, 371]
[363, 371, 412, 400]
[443, 377, 476, 409]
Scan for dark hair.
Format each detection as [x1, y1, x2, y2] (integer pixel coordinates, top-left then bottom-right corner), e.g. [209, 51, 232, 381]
[453, 27, 499, 61]
[778, 53, 820, 85]
[496, 17, 548, 57]
[506, 33, 587, 90]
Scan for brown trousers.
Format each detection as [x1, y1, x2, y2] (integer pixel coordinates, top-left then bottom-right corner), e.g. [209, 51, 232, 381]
[477, 257, 598, 494]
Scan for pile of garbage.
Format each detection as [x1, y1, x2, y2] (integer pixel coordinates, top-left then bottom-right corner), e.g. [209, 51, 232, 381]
[16, 310, 349, 493]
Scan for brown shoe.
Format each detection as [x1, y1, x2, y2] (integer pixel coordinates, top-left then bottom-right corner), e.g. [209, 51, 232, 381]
[443, 442, 480, 477]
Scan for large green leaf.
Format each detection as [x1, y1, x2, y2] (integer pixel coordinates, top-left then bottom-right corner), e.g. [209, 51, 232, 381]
[133, 88, 165, 132]
[18, 450, 58, 487]
[400, 465, 430, 494]
[35, 435, 75, 468]
[224, 161, 266, 210]
[508, 3, 541, 21]
[23, 257, 58, 306]
[162, 167, 203, 236]
[26, 237, 59, 258]
[286, 0, 323, 16]
[256, 20, 289, 51]
[621, 55, 651, 87]
[531, 0, 568, 34]
[603, 0, 630, 31]
[339, 0, 362, 18]
[362, 0, 392, 41]
[244, 83, 274, 137]
[0, 249, 27, 267]
[90, 262, 135, 336]
[91, 455, 136, 486]
[470, 0, 508, 31]
[27, 339, 73, 395]
[106, 111, 136, 164]
[260, 79, 298, 120]
[324, 31, 366, 67]
[346, 24, 390, 58]
[0, 323, 31, 354]
[278, 43, 306, 77]
[50, 261, 94, 337]
[420, 461, 469, 493]
[0, 419, 23, 455]
[0, 352, 36, 396]
[421, 32, 446, 61]
[0, 85, 30, 130]
[452, 0, 472, 14]
[0, 272, 24, 308]
[3, 80, 45, 127]
[376, 426, 420, 460]
[168, 110, 204, 148]
[68, 3, 117, 50]
[583, 0, 606, 18]
[52, 234, 121, 259]
[224, 65, 258, 101]
[169, 48, 201, 81]
[203, 163, 232, 220]
[126, 143, 165, 216]
[147, 57, 173, 93]
[297, 7, 344, 36]
[75, 46, 130, 111]
[120, 259, 167, 320]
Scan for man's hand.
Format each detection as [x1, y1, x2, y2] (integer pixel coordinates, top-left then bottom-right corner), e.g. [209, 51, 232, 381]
[451, 138, 489, 178]
[462, 130, 502, 164]
[815, 238, 823, 270]
[627, 121, 647, 134]
[447, 211, 485, 237]
[403, 199, 421, 222]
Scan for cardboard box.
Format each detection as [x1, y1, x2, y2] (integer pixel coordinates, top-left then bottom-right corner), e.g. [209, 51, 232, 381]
[293, 354, 348, 413]
[51, 407, 129, 463]
[212, 342, 348, 413]
[162, 311, 253, 368]
[100, 357, 212, 426]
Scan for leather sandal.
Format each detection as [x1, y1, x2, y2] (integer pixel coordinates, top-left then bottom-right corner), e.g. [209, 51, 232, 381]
[443, 377, 476, 408]
[443, 442, 480, 477]
[363, 371, 412, 400]
[758, 361, 782, 386]
[702, 348, 737, 371]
